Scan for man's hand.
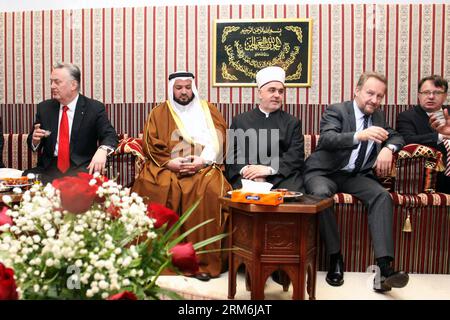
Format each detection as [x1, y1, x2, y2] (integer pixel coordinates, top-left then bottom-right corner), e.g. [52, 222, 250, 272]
[356, 126, 389, 144]
[179, 155, 205, 176]
[166, 156, 205, 175]
[87, 148, 108, 175]
[166, 157, 188, 173]
[242, 165, 271, 180]
[32, 123, 47, 146]
[373, 147, 393, 177]
[430, 108, 450, 135]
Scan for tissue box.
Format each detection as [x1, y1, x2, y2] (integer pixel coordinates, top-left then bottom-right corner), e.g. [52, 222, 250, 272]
[230, 190, 284, 206]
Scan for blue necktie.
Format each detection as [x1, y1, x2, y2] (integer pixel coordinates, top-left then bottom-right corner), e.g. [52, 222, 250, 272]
[353, 115, 369, 173]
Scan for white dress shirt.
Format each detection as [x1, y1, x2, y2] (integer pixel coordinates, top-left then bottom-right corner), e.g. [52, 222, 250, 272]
[32, 95, 79, 155]
[53, 95, 79, 156]
[341, 101, 375, 172]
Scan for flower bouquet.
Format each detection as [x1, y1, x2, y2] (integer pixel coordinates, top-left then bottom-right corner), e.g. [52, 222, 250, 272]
[0, 173, 226, 300]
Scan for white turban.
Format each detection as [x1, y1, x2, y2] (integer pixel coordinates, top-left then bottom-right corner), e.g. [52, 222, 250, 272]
[256, 66, 286, 89]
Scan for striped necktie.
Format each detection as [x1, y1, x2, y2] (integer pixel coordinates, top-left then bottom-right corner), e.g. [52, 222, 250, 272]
[443, 138, 450, 177]
[353, 115, 369, 173]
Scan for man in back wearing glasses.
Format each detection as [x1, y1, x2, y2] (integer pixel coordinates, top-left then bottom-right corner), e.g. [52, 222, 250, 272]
[396, 75, 450, 193]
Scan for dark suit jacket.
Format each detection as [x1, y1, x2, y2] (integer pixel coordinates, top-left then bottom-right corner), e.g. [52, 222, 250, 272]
[396, 105, 448, 163]
[27, 94, 118, 171]
[304, 101, 405, 182]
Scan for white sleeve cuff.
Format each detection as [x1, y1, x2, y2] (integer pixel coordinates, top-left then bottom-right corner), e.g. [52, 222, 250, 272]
[353, 133, 359, 145]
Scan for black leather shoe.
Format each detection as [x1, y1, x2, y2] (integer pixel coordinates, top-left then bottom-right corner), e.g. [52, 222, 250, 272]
[192, 272, 211, 282]
[374, 270, 409, 293]
[326, 256, 344, 287]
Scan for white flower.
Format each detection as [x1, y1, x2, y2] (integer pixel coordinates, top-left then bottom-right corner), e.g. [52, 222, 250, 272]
[46, 229, 56, 238]
[121, 257, 132, 267]
[13, 187, 22, 194]
[46, 258, 54, 267]
[1, 195, 12, 204]
[0, 173, 176, 300]
[98, 280, 109, 290]
[86, 289, 94, 298]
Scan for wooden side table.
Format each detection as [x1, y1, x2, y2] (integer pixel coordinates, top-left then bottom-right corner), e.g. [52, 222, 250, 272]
[221, 195, 334, 300]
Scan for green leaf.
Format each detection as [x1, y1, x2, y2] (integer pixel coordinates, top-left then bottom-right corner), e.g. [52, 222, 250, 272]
[192, 233, 229, 250]
[159, 198, 201, 244]
[166, 218, 215, 249]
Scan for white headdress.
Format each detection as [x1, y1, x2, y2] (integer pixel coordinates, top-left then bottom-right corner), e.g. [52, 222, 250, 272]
[256, 66, 285, 89]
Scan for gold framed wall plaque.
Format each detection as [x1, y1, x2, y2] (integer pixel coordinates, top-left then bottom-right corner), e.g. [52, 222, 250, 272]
[213, 18, 312, 87]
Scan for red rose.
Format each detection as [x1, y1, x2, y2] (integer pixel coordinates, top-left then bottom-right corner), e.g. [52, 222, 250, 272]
[76, 172, 107, 203]
[52, 176, 98, 214]
[0, 263, 18, 300]
[107, 291, 137, 300]
[0, 206, 13, 227]
[147, 203, 179, 229]
[169, 243, 199, 274]
[106, 203, 121, 218]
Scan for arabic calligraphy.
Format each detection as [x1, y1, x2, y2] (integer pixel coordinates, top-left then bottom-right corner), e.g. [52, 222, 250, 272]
[215, 20, 311, 86]
[240, 26, 282, 35]
[244, 36, 282, 51]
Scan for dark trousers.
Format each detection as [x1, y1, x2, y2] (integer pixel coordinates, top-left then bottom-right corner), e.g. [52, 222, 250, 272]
[23, 158, 88, 184]
[436, 172, 450, 194]
[305, 172, 394, 259]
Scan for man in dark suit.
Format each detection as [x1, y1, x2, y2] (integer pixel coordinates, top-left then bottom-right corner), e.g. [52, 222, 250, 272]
[305, 71, 408, 292]
[25, 63, 117, 183]
[397, 75, 449, 193]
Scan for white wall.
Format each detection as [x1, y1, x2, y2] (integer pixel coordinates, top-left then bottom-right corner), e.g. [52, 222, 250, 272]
[0, 0, 441, 13]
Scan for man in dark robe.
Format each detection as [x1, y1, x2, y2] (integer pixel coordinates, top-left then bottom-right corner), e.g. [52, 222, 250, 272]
[225, 66, 304, 192]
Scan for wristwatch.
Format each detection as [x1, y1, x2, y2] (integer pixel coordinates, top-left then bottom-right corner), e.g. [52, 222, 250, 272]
[98, 145, 114, 156]
[386, 144, 397, 153]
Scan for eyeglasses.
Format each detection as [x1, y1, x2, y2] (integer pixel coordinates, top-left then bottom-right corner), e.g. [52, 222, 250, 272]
[418, 90, 446, 96]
